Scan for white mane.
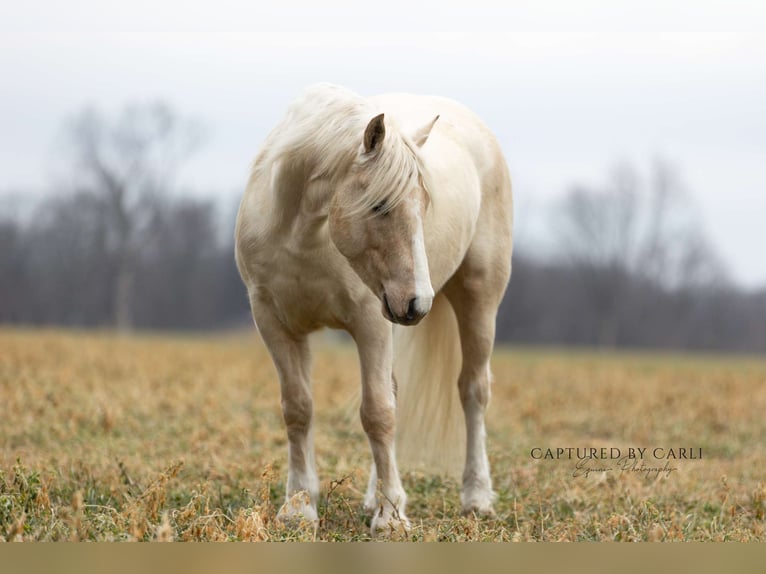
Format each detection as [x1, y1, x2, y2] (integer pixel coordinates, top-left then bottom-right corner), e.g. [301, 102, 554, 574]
[253, 83, 424, 218]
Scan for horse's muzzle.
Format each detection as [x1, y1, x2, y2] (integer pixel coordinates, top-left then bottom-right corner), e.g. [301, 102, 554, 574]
[382, 294, 427, 326]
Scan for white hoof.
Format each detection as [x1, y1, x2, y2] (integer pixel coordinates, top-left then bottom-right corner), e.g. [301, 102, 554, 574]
[370, 507, 411, 538]
[461, 486, 496, 517]
[276, 491, 318, 526]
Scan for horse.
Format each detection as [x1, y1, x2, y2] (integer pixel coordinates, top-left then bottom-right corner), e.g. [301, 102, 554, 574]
[235, 83, 513, 535]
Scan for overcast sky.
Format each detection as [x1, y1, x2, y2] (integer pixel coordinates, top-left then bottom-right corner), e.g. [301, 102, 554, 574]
[2, 1, 765, 286]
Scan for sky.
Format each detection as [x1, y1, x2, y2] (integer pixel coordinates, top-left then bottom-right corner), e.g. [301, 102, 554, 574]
[2, 0, 765, 286]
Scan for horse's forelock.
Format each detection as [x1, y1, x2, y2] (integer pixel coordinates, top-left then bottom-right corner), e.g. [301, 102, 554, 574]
[340, 130, 427, 219]
[261, 84, 430, 219]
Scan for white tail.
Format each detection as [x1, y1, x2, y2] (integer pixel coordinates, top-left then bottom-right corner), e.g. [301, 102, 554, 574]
[394, 293, 465, 477]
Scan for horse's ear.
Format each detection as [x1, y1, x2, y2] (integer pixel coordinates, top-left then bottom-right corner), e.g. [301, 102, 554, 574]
[412, 115, 440, 147]
[363, 113, 386, 153]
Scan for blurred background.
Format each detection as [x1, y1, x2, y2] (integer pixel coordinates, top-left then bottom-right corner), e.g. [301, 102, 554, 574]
[1, 0, 764, 352]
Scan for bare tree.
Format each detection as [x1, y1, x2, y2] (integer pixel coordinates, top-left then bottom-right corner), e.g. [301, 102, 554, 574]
[63, 103, 200, 330]
[554, 160, 725, 346]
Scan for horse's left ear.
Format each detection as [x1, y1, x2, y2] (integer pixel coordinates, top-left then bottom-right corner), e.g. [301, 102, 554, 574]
[364, 113, 386, 153]
[412, 115, 440, 147]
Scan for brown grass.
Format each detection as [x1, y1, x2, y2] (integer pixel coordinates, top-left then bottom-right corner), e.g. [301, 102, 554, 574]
[1, 327, 765, 541]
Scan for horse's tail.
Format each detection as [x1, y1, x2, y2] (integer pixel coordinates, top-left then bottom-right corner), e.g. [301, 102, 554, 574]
[394, 293, 464, 477]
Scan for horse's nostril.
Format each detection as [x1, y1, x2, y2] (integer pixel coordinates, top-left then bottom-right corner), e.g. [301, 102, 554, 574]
[406, 298, 418, 321]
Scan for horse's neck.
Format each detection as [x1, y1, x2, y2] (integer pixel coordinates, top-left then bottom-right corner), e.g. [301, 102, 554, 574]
[267, 132, 359, 238]
[266, 154, 340, 251]
[262, 87, 370, 245]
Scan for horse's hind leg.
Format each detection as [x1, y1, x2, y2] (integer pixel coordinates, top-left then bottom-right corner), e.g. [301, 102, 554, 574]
[445, 273, 507, 516]
[251, 301, 319, 523]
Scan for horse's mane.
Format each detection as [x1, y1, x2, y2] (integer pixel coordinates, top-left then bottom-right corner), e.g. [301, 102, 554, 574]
[257, 83, 424, 218]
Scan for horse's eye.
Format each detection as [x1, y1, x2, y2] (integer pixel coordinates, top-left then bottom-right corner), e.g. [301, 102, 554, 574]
[372, 200, 388, 215]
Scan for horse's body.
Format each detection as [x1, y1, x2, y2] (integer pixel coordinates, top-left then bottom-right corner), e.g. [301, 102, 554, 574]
[235, 84, 512, 534]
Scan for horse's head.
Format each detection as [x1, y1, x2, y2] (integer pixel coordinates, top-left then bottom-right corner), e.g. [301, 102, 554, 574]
[329, 112, 439, 326]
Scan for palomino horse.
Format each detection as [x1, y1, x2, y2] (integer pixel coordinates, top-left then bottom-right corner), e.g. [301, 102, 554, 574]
[235, 84, 513, 534]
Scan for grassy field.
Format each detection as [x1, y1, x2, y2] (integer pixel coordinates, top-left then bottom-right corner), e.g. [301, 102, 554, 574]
[1, 327, 765, 541]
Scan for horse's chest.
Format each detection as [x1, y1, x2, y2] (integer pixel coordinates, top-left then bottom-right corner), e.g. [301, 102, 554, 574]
[251, 247, 356, 332]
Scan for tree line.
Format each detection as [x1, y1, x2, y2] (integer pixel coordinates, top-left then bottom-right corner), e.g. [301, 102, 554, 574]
[1, 102, 764, 352]
[499, 163, 766, 353]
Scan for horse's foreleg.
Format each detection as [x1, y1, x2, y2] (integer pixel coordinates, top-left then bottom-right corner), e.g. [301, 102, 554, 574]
[445, 285, 498, 516]
[353, 320, 409, 535]
[252, 302, 319, 523]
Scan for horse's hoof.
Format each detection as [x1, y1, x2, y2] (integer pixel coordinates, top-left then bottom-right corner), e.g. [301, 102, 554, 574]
[370, 510, 411, 539]
[276, 491, 318, 527]
[461, 504, 496, 518]
[460, 487, 497, 518]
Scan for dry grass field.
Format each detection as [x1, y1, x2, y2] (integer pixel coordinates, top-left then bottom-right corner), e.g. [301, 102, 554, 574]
[1, 327, 765, 541]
